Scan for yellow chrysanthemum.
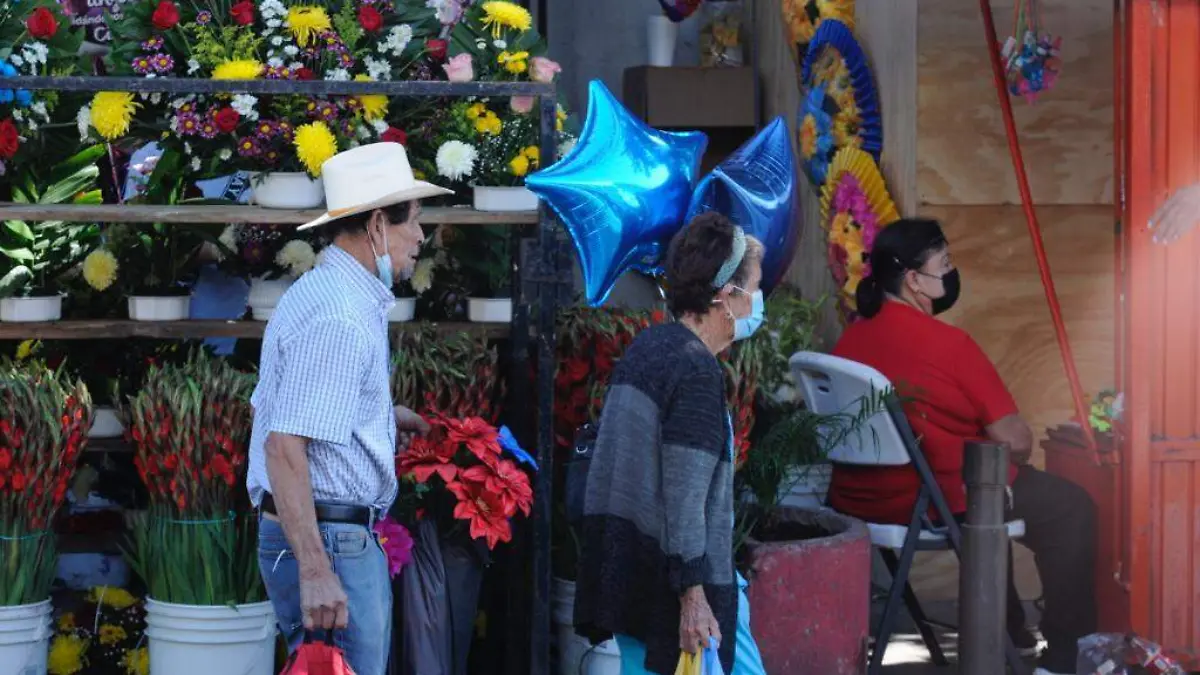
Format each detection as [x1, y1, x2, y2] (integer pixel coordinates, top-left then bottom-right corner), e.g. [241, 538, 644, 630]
[294, 121, 338, 177]
[466, 103, 487, 120]
[288, 6, 332, 47]
[87, 586, 138, 610]
[121, 647, 149, 675]
[82, 249, 118, 291]
[509, 154, 530, 177]
[211, 59, 263, 81]
[474, 112, 501, 136]
[352, 75, 388, 122]
[56, 612, 76, 631]
[90, 92, 139, 141]
[497, 50, 529, 75]
[481, 1, 532, 37]
[522, 146, 539, 162]
[99, 624, 128, 646]
[15, 339, 37, 361]
[48, 634, 89, 675]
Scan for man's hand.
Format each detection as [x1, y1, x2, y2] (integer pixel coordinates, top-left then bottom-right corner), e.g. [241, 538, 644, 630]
[679, 586, 721, 654]
[300, 565, 349, 631]
[394, 405, 430, 455]
[1150, 183, 1200, 244]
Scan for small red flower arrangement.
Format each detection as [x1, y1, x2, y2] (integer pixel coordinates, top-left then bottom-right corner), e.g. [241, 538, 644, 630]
[397, 416, 535, 550]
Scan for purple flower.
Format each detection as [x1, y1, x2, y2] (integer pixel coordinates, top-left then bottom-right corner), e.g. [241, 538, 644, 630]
[373, 517, 413, 578]
[196, 10, 212, 25]
[174, 112, 200, 136]
[198, 119, 218, 139]
[131, 56, 154, 75]
[262, 149, 281, 165]
[141, 36, 164, 51]
[152, 54, 174, 74]
[242, 240, 266, 264]
[253, 119, 277, 139]
[236, 137, 262, 157]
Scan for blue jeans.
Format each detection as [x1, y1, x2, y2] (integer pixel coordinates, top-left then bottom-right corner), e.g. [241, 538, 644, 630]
[257, 516, 392, 675]
[617, 573, 766, 675]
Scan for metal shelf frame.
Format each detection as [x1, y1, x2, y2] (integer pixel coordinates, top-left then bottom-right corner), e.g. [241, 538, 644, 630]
[0, 74, 570, 675]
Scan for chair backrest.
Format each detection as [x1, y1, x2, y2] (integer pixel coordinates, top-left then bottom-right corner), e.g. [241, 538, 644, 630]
[789, 351, 911, 466]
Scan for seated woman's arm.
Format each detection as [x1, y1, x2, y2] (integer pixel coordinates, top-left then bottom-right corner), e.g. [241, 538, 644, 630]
[952, 332, 1028, 463]
[985, 414, 1034, 465]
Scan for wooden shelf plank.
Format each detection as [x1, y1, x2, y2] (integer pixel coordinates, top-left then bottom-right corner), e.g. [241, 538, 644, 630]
[0, 203, 539, 225]
[0, 320, 511, 340]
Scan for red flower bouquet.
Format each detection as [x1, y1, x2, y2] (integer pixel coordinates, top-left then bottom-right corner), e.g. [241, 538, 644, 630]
[0, 360, 92, 606]
[119, 350, 262, 606]
[397, 416, 534, 550]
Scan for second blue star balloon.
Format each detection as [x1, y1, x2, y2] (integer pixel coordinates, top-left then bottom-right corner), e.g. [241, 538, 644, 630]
[526, 80, 708, 306]
[686, 116, 800, 295]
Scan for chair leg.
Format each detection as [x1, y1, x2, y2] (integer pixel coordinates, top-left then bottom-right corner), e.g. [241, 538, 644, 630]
[869, 491, 930, 675]
[879, 549, 948, 667]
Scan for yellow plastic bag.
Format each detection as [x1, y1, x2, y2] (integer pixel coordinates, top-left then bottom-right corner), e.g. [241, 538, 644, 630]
[674, 651, 702, 675]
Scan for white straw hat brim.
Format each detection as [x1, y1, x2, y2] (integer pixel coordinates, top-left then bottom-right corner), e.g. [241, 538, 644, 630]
[299, 181, 455, 231]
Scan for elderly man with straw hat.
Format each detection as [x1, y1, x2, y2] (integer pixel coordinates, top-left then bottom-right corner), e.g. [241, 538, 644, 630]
[248, 142, 452, 675]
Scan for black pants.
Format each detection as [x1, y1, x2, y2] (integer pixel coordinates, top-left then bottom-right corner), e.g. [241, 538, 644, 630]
[1003, 465, 1099, 670]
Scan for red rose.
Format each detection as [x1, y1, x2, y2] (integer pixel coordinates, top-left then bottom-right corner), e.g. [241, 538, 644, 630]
[0, 118, 19, 160]
[212, 107, 240, 133]
[381, 127, 407, 145]
[295, 67, 316, 81]
[357, 5, 383, 32]
[25, 7, 59, 39]
[230, 0, 255, 26]
[426, 38, 448, 61]
[151, 0, 180, 30]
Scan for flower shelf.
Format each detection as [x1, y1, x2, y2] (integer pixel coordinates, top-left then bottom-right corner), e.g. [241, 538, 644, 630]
[0, 320, 510, 340]
[0, 203, 538, 225]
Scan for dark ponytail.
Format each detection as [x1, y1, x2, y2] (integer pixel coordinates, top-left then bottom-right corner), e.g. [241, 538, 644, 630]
[855, 218, 949, 319]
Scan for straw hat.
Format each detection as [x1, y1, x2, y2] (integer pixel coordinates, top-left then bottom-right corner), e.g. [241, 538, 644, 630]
[298, 142, 454, 231]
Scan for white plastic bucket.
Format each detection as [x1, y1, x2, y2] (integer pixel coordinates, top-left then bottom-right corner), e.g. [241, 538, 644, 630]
[89, 406, 125, 439]
[0, 599, 52, 675]
[249, 172, 325, 210]
[247, 276, 294, 321]
[388, 297, 416, 323]
[144, 599, 276, 675]
[472, 185, 539, 212]
[467, 298, 513, 323]
[552, 578, 621, 675]
[128, 296, 191, 322]
[0, 296, 62, 323]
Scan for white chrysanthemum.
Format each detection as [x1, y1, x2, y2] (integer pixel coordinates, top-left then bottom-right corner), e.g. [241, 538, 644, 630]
[277, 240, 317, 276]
[12, 110, 24, 122]
[410, 258, 435, 294]
[187, 59, 201, 74]
[232, 94, 259, 121]
[218, 149, 232, 161]
[364, 56, 391, 81]
[436, 140, 476, 181]
[76, 105, 92, 142]
[267, 56, 285, 68]
[283, 45, 299, 56]
[371, 119, 389, 134]
[325, 68, 351, 82]
[267, 18, 283, 28]
[218, 225, 238, 257]
[379, 25, 414, 57]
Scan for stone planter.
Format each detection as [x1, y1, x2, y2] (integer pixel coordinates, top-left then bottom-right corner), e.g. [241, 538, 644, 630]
[745, 506, 870, 675]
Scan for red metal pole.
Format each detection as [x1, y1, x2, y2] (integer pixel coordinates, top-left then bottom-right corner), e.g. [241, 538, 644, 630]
[977, 0, 1098, 453]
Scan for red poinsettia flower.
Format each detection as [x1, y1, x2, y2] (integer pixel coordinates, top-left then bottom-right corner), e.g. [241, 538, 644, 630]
[398, 436, 458, 484]
[445, 417, 500, 462]
[462, 460, 532, 517]
[447, 479, 512, 549]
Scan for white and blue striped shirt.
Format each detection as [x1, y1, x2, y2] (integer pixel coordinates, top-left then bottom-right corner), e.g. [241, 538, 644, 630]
[247, 245, 398, 511]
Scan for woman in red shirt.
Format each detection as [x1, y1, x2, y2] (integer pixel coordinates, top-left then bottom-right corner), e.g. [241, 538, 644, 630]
[829, 218, 1096, 675]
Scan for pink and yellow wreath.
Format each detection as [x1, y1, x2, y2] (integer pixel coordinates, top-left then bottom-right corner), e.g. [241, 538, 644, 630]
[821, 146, 899, 320]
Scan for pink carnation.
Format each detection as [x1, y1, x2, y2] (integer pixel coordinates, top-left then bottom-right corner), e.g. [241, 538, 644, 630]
[373, 516, 414, 578]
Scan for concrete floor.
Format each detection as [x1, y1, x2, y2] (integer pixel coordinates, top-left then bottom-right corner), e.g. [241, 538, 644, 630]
[876, 600, 1041, 674]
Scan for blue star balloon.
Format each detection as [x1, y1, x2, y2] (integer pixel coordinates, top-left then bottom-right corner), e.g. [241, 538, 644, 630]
[526, 80, 707, 306]
[686, 116, 800, 295]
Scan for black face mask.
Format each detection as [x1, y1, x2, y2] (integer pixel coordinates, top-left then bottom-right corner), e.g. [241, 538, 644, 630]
[931, 268, 961, 315]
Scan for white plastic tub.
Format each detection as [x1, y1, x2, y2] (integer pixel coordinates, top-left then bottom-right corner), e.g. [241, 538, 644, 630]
[472, 185, 539, 212]
[552, 578, 620, 675]
[249, 172, 324, 210]
[128, 296, 191, 322]
[388, 297, 416, 323]
[0, 296, 62, 323]
[144, 599, 276, 675]
[0, 599, 52, 675]
[467, 298, 513, 323]
[247, 277, 294, 321]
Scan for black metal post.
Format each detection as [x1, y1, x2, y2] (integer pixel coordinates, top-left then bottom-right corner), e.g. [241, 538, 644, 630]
[959, 440, 1010, 675]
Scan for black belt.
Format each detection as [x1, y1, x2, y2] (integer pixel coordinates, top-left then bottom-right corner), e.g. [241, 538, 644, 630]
[260, 493, 374, 526]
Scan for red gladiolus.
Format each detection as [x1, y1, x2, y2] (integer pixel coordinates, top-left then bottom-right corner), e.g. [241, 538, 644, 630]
[0, 118, 20, 160]
[426, 38, 448, 61]
[213, 107, 240, 133]
[151, 0, 180, 29]
[11, 472, 25, 492]
[381, 127, 407, 145]
[357, 5, 383, 32]
[25, 7, 59, 39]
[230, 0, 255, 25]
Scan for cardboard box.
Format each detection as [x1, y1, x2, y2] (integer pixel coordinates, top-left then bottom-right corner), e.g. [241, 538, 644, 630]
[622, 66, 757, 129]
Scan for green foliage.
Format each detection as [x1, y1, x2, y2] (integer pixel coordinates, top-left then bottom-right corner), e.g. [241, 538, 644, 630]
[474, 112, 538, 187]
[128, 510, 263, 606]
[445, 224, 511, 297]
[187, 23, 264, 69]
[759, 288, 827, 396]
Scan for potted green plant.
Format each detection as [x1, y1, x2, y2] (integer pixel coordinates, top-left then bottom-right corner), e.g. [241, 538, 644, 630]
[0, 359, 92, 675]
[117, 350, 272, 675]
[388, 236, 443, 323]
[103, 222, 206, 322]
[215, 225, 319, 320]
[0, 147, 106, 323]
[451, 224, 514, 323]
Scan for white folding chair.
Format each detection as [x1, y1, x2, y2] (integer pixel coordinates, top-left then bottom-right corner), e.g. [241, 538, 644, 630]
[789, 352, 1029, 675]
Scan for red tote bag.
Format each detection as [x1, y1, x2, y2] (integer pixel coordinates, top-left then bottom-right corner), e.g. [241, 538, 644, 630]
[281, 631, 357, 675]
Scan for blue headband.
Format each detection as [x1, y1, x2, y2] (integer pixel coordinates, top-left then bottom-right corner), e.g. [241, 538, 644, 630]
[712, 227, 747, 288]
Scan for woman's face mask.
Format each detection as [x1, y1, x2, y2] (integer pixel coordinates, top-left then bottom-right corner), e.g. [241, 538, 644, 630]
[729, 286, 765, 341]
[917, 268, 961, 315]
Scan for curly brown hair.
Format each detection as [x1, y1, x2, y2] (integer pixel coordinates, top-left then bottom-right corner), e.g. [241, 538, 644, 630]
[663, 212, 764, 317]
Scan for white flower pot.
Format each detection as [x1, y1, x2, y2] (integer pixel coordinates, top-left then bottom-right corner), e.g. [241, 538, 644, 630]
[647, 15, 679, 67]
[388, 297, 416, 323]
[128, 296, 191, 322]
[467, 298, 512, 323]
[144, 599, 277, 675]
[0, 296, 62, 323]
[0, 599, 52, 675]
[89, 406, 125, 439]
[249, 172, 325, 210]
[553, 578, 621, 675]
[247, 276, 294, 321]
[472, 185, 539, 212]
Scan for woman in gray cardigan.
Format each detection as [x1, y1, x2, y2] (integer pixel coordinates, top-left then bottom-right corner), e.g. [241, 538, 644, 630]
[574, 212, 767, 675]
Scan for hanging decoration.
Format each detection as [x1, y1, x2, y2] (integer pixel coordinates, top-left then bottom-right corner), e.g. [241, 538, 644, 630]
[687, 117, 800, 296]
[780, 0, 855, 63]
[658, 0, 704, 22]
[526, 80, 707, 306]
[1001, 0, 1062, 103]
[799, 19, 881, 187]
[820, 146, 899, 320]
